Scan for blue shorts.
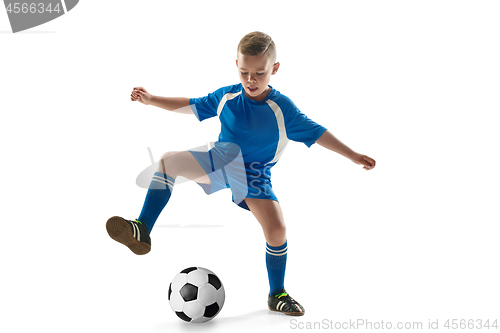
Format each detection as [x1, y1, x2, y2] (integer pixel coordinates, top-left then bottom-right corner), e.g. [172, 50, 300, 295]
[188, 143, 278, 211]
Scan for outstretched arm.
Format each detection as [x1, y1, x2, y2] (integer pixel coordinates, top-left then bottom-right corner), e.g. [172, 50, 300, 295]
[315, 130, 376, 170]
[131, 87, 192, 114]
[149, 96, 192, 114]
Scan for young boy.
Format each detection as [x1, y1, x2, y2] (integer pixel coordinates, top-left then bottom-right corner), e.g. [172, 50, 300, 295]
[106, 31, 376, 316]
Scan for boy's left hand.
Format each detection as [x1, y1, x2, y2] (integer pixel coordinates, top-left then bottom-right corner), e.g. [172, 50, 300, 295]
[350, 152, 376, 170]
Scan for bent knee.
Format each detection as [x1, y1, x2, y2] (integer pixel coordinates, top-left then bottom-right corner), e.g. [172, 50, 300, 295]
[157, 151, 182, 173]
[159, 151, 181, 161]
[265, 224, 287, 246]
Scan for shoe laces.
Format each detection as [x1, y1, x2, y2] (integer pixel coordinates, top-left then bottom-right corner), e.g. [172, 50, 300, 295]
[274, 292, 298, 305]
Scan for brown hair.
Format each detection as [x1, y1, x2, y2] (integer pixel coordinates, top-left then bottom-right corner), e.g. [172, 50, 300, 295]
[237, 31, 277, 64]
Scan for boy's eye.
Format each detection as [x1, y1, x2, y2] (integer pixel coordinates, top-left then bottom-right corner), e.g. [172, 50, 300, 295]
[240, 72, 265, 75]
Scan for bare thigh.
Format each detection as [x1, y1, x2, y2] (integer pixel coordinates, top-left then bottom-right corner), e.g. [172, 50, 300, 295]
[245, 198, 287, 247]
[157, 151, 210, 184]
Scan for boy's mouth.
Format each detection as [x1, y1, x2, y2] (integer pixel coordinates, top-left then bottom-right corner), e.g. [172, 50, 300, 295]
[248, 87, 258, 93]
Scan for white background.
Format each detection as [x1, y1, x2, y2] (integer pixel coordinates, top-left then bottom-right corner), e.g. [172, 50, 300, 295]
[1, 1, 499, 332]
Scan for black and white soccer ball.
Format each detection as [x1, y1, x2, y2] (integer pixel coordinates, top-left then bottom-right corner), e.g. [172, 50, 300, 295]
[168, 267, 225, 323]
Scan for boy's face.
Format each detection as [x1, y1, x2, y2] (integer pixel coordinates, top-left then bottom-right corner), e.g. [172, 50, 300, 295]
[236, 52, 280, 102]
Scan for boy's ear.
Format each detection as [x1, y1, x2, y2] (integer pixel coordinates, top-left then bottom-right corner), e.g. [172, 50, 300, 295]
[272, 62, 280, 75]
[235, 59, 239, 67]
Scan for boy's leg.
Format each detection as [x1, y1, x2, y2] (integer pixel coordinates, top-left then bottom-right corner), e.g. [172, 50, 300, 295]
[157, 151, 210, 184]
[245, 198, 287, 294]
[136, 151, 210, 232]
[244, 198, 286, 247]
[244, 198, 304, 315]
[106, 150, 210, 254]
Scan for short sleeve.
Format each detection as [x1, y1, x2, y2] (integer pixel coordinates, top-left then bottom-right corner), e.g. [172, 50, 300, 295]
[282, 100, 327, 148]
[190, 85, 237, 122]
[189, 95, 218, 122]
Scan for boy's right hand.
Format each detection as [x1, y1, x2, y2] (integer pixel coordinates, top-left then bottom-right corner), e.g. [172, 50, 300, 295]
[131, 87, 152, 105]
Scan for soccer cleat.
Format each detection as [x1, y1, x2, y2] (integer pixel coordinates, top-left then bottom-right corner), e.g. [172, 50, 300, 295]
[268, 289, 305, 316]
[106, 216, 151, 255]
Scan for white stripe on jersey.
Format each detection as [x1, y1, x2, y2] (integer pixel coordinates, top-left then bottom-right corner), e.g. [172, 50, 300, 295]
[217, 91, 242, 116]
[265, 99, 289, 165]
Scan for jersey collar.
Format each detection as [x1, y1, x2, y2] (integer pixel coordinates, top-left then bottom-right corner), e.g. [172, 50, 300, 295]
[240, 84, 276, 104]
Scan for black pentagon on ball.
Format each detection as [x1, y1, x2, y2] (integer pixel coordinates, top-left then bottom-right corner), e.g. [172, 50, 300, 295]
[180, 267, 197, 274]
[175, 311, 192, 322]
[180, 283, 198, 302]
[168, 283, 172, 300]
[208, 274, 222, 290]
[204, 302, 220, 317]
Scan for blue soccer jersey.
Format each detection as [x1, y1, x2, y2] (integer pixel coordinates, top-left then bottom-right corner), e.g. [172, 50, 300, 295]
[190, 84, 326, 175]
[189, 83, 327, 209]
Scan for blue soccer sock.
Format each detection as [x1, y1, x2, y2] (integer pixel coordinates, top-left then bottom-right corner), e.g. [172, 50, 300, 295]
[266, 241, 288, 296]
[137, 172, 175, 234]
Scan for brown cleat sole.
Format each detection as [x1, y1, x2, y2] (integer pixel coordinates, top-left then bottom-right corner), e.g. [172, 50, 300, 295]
[106, 216, 151, 255]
